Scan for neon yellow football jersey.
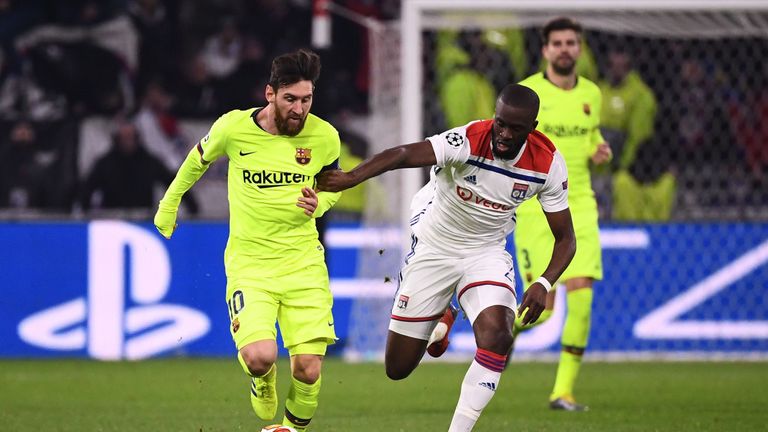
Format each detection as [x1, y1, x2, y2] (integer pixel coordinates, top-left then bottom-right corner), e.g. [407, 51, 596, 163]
[518, 72, 604, 213]
[199, 108, 341, 278]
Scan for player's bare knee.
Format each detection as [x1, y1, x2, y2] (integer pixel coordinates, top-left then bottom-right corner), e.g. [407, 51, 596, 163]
[476, 330, 514, 354]
[385, 362, 413, 381]
[292, 357, 322, 384]
[384, 353, 416, 380]
[240, 348, 274, 376]
[475, 321, 515, 354]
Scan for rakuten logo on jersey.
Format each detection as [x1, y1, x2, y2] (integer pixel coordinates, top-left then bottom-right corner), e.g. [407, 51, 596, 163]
[243, 170, 311, 188]
[456, 186, 512, 212]
[541, 124, 589, 138]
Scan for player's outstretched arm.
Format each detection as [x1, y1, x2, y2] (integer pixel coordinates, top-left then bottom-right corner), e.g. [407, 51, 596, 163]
[316, 140, 436, 192]
[154, 147, 211, 239]
[518, 208, 577, 325]
[541, 208, 577, 283]
[591, 142, 613, 165]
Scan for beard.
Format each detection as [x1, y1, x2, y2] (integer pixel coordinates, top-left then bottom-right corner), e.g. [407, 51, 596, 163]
[275, 108, 306, 136]
[551, 56, 576, 76]
[491, 134, 526, 160]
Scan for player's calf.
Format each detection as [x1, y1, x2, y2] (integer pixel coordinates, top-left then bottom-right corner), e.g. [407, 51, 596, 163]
[385, 330, 430, 380]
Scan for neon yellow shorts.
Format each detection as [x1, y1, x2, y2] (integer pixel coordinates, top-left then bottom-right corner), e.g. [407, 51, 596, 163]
[225, 262, 336, 351]
[514, 206, 603, 289]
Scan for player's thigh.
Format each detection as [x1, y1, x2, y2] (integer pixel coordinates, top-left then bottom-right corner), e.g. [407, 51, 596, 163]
[457, 249, 518, 324]
[389, 240, 462, 340]
[561, 208, 603, 281]
[226, 278, 280, 349]
[278, 263, 336, 349]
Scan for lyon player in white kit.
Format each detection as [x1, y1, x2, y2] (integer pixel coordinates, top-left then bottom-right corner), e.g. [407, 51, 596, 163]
[318, 84, 576, 431]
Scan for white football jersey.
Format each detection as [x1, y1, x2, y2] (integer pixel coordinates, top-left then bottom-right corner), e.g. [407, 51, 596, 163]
[410, 119, 569, 255]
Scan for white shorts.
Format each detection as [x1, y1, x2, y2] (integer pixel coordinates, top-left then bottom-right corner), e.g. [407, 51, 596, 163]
[389, 235, 518, 340]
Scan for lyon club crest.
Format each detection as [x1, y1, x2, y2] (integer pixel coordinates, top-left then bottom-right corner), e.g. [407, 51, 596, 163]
[295, 148, 312, 165]
[511, 183, 529, 200]
[397, 294, 410, 309]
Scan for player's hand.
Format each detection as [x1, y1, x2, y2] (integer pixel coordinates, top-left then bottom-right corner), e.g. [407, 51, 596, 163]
[297, 187, 319, 216]
[591, 142, 613, 165]
[154, 205, 178, 239]
[316, 169, 358, 192]
[517, 283, 547, 326]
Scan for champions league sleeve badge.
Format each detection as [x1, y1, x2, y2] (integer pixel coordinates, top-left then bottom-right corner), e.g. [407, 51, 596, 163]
[445, 132, 465, 148]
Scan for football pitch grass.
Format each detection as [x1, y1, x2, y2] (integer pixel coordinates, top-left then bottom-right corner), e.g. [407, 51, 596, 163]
[1, 359, 765, 431]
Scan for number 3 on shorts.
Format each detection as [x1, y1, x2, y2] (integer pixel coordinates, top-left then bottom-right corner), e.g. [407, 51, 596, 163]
[521, 249, 531, 270]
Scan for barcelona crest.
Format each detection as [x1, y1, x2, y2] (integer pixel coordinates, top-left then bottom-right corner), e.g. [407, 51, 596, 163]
[295, 148, 312, 165]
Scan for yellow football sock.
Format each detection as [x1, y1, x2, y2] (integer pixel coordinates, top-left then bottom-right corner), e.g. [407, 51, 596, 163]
[282, 375, 321, 430]
[551, 288, 593, 400]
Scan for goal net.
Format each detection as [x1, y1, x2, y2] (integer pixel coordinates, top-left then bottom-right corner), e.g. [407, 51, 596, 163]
[344, 1, 768, 361]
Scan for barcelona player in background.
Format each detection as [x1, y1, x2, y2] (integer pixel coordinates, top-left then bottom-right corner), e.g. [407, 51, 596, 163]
[515, 17, 613, 411]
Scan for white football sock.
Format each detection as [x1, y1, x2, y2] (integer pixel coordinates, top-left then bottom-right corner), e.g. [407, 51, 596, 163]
[448, 350, 505, 432]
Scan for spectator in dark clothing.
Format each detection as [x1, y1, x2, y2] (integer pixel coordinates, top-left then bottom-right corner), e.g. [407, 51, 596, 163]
[218, 34, 268, 110]
[171, 54, 222, 118]
[81, 121, 197, 213]
[128, 0, 179, 96]
[0, 119, 76, 209]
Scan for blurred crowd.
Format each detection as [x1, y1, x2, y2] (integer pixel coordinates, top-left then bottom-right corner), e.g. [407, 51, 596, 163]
[0, 0, 389, 217]
[0, 1, 766, 221]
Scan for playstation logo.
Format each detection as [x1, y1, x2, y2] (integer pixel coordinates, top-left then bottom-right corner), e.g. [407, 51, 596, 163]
[17, 221, 210, 360]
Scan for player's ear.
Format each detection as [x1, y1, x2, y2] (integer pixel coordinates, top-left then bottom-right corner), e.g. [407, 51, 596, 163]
[265, 84, 276, 104]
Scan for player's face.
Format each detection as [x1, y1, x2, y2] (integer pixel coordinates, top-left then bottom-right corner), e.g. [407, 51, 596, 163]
[492, 100, 537, 160]
[542, 29, 581, 76]
[266, 80, 314, 136]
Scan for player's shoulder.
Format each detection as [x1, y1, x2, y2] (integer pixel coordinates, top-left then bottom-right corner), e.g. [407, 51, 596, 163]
[464, 119, 493, 138]
[303, 113, 339, 137]
[212, 109, 255, 130]
[577, 76, 602, 96]
[515, 130, 557, 174]
[453, 119, 493, 159]
[221, 108, 254, 122]
[528, 130, 557, 154]
[519, 72, 547, 89]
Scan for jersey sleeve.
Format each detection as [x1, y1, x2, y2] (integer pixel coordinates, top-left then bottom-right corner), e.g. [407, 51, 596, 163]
[426, 124, 472, 167]
[197, 112, 233, 163]
[314, 127, 342, 218]
[589, 90, 606, 153]
[538, 151, 569, 213]
[323, 128, 341, 169]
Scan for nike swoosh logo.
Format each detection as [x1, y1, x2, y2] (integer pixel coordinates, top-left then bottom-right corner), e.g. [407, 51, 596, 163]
[239, 150, 256, 156]
[328, 322, 334, 327]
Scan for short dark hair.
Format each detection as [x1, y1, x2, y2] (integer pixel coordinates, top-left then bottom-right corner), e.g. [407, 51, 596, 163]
[541, 17, 583, 45]
[499, 84, 540, 116]
[268, 48, 321, 90]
